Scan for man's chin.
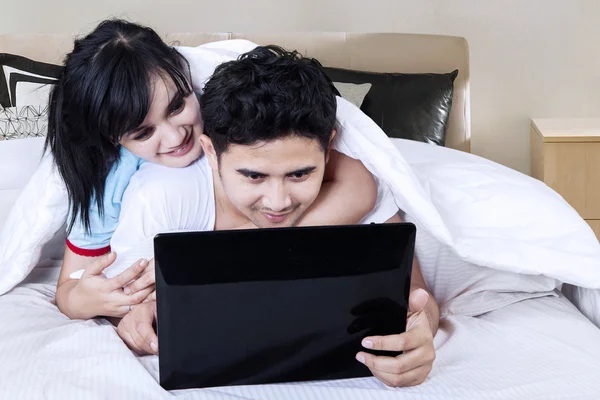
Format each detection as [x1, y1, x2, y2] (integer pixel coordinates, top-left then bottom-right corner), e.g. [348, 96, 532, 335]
[254, 221, 295, 229]
[252, 213, 300, 229]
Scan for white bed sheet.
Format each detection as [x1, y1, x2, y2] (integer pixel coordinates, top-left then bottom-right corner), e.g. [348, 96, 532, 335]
[1, 266, 599, 400]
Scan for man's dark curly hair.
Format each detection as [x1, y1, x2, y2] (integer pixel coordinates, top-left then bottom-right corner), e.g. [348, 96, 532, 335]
[200, 45, 338, 157]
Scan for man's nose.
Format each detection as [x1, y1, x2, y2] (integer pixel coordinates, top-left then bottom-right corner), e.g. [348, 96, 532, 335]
[262, 181, 293, 212]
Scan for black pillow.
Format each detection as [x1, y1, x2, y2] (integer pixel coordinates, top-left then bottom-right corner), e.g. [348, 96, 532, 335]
[322, 67, 458, 146]
[0, 54, 63, 140]
[0, 53, 62, 108]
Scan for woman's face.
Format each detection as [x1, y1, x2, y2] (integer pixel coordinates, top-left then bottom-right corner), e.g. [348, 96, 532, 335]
[119, 75, 203, 168]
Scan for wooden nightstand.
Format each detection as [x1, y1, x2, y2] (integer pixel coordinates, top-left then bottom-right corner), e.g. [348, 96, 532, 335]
[530, 118, 600, 240]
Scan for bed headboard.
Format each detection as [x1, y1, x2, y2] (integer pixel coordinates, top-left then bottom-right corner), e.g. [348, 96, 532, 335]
[0, 32, 471, 152]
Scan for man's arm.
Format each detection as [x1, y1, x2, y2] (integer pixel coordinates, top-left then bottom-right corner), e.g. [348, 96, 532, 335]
[353, 212, 438, 387]
[385, 213, 439, 335]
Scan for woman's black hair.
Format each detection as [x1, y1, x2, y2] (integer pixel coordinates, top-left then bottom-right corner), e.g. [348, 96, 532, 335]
[45, 19, 193, 234]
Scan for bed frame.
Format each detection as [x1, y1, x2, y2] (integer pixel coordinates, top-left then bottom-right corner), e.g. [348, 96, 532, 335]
[0, 32, 471, 151]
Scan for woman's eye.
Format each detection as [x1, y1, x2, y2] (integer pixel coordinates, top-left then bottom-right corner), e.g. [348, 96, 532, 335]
[249, 174, 262, 180]
[169, 97, 185, 115]
[134, 128, 153, 141]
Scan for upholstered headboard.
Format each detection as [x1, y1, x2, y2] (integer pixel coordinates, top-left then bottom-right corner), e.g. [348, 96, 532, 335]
[0, 32, 470, 151]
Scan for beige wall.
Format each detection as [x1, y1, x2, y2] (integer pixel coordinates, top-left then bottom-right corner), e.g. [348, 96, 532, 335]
[2, 0, 599, 174]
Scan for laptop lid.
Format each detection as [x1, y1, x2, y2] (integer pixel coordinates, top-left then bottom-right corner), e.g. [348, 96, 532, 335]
[154, 222, 415, 390]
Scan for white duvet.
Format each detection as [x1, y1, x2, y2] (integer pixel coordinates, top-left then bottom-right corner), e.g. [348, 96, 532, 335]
[2, 41, 600, 320]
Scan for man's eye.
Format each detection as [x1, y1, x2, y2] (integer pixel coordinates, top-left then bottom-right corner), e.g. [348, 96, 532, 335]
[290, 172, 308, 180]
[249, 174, 262, 180]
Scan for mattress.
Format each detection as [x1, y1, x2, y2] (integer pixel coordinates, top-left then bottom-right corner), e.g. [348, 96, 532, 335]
[1, 265, 598, 400]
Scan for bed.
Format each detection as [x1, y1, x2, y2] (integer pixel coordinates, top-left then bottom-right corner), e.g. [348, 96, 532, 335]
[1, 32, 600, 399]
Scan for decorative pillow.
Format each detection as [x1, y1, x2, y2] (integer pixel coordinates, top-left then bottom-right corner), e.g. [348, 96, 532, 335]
[323, 67, 458, 146]
[0, 106, 49, 140]
[332, 82, 372, 108]
[0, 54, 62, 140]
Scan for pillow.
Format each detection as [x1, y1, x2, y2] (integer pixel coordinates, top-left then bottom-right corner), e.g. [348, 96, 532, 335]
[0, 137, 48, 227]
[332, 82, 372, 108]
[0, 143, 68, 295]
[0, 54, 62, 140]
[0, 106, 49, 140]
[0, 137, 67, 258]
[323, 67, 458, 146]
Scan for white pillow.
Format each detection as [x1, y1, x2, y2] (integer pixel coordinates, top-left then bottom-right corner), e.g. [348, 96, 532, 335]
[332, 82, 372, 108]
[0, 138, 68, 295]
[0, 137, 47, 228]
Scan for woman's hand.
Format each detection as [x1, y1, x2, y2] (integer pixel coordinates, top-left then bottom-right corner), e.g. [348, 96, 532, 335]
[123, 258, 157, 302]
[66, 253, 154, 319]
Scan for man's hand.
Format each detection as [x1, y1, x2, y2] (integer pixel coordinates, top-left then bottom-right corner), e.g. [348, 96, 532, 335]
[117, 300, 159, 356]
[68, 253, 154, 319]
[356, 288, 435, 387]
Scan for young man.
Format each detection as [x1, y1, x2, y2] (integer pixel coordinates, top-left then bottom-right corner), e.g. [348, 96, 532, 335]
[103, 46, 439, 387]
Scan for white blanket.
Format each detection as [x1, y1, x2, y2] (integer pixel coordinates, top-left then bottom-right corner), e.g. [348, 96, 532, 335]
[1, 266, 599, 399]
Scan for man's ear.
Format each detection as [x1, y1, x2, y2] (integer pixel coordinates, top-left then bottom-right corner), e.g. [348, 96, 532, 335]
[325, 129, 337, 164]
[199, 134, 219, 171]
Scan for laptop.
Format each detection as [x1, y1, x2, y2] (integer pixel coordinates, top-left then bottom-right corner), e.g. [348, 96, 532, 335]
[154, 222, 416, 390]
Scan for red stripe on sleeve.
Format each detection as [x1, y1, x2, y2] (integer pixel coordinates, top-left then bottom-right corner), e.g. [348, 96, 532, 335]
[66, 239, 111, 257]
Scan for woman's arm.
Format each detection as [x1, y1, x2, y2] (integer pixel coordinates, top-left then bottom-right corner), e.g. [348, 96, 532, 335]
[296, 150, 377, 226]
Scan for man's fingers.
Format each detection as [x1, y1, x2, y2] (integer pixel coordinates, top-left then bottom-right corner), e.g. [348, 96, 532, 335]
[357, 344, 434, 376]
[361, 328, 427, 353]
[408, 288, 429, 315]
[137, 321, 159, 355]
[121, 331, 143, 355]
[109, 259, 148, 290]
[366, 365, 432, 388]
[130, 323, 155, 355]
[82, 252, 117, 278]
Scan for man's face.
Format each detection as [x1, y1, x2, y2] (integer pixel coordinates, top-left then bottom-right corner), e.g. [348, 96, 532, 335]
[206, 135, 330, 228]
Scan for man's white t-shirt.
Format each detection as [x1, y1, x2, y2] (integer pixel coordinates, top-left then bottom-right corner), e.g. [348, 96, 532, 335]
[104, 153, 399, 278]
